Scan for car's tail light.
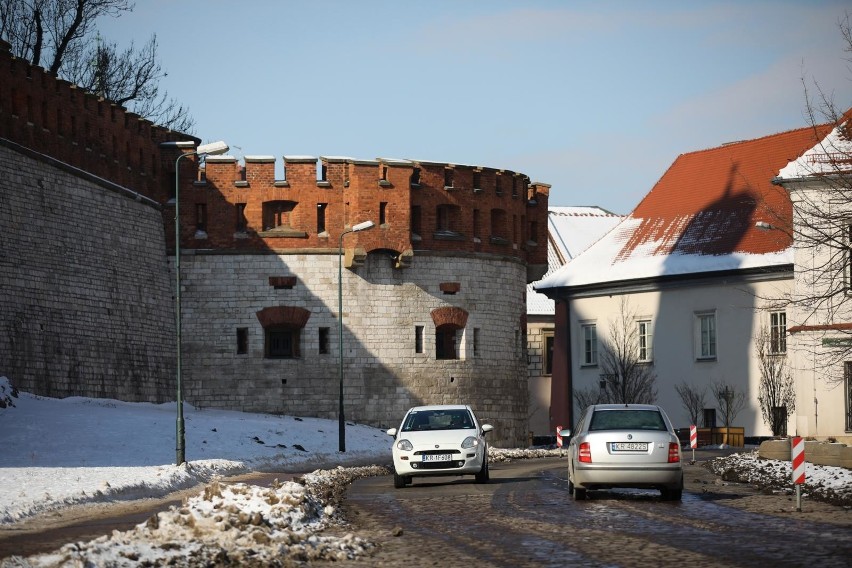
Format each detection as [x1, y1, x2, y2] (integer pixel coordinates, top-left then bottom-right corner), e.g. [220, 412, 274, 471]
[579, 442, 592, 463]
[668, 442, 680, 463]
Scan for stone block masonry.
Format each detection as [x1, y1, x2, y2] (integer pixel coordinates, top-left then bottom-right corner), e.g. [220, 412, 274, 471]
[0, 141, 175, 402]
[178, 251, 530, 447]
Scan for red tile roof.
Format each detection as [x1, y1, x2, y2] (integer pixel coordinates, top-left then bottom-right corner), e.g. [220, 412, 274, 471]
[619, 124, 833, 260]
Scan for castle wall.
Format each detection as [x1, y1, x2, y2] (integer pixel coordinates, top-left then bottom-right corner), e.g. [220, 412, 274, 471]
[0, 140, 176, 401]
[177, 251, 530, 447]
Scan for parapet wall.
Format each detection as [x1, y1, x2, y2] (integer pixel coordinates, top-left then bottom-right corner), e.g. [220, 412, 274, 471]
[0, 39, 196, 202]
[179, 153, 551, 280]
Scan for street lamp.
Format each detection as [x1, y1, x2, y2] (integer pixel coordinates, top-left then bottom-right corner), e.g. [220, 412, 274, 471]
[173, 140, 229, 465]
[338, 219, 375, 452]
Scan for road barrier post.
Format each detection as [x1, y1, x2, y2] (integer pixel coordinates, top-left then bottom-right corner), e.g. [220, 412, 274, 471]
[792, 436, 805, 512]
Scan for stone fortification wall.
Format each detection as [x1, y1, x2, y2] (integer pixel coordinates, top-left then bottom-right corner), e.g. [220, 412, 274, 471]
[0, 140, 175, 401]
[0, 39, 195, 203]
[177, 251, 529, 447]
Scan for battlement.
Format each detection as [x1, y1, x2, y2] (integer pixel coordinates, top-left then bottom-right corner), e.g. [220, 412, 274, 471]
[179, 153, 550, 276]
[0, 38, 196, 200]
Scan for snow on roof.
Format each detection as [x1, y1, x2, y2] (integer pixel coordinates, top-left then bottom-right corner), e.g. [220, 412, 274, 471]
[528, 207, 623, 314]
[777, 111, 852, 179]
[537, 126, 830, 291]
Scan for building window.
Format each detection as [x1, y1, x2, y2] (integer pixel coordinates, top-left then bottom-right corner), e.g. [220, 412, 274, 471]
[236, 328, 248, 355]
[380, 202, 388, 226]
[415, 325, 424, 354]
[235, 203, 247, 233]
[444, 168, 454, 189]
[437, 205, 452, 231]
[846, 223, 852, 291]
[410, 167, 421, 187]
[638, 320, 653, 362]
[411, 206, 422, 237]
[473, 170, 482, 190]
[845, 362, 852, 431]
[195, 203, 207, 232]
[473, 209, 481, 238]
[265, 327, 300, 358]
[319, 327, 330, 354]
[695, 312, 716, 360]
[473, 328, 480, 357]
[581, 324, 597, 366]
[770, 311, 786, 354]
[317, 203, 327, 234]
[543, 330, 554, 375]
[436, 323, 460, 360]
[703, 408, 716, 428]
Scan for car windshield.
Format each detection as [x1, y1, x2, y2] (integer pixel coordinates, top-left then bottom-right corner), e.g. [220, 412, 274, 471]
[589, 409, 667, 432]
[402, 409, 474, 432]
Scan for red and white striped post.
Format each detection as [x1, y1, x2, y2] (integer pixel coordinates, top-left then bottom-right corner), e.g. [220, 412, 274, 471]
[792, 436, 805, 511]
[689, 424, 697, 463]
[556, 425, 563, 456]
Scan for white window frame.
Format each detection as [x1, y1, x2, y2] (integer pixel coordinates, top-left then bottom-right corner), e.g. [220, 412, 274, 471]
[769, 311, 787, 355]
[581, 323, 598, 367]
[694, 311, 717, 361]
[637, 319, 653, 363]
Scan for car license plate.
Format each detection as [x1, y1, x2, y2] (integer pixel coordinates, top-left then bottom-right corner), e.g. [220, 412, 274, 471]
[422, 454, 452, 462]
[611, 442, 648, 452]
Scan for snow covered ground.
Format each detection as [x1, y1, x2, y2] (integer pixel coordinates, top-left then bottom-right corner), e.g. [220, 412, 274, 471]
[1, 376, 851, 566]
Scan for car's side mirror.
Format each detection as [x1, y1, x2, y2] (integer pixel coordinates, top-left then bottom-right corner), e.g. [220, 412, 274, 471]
[386, 428, 398, 438]
[481, 424, 493, 435]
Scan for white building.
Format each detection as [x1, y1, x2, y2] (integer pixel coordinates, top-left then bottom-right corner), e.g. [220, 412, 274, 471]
[536, 125, 832, 438]
[774, 110, 852, 443]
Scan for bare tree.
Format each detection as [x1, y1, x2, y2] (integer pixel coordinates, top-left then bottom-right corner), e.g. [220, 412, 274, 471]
[675, 381, 706, 427]
[712, 381, 746, 428]
[598, 297, 658, 404]
[754, 326, 796, 436]
[0, 0, 194, 132]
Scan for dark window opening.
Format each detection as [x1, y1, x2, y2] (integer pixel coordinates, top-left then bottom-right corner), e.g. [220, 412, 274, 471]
[266, 327, 301, 358]
[319, 327, 330, 354]
[473, 170, 482, 189]
[411, 206, 422, 236]
[317, 203, 327, 234]
[544, 332, 554, 375]
[195, 203, 207, 232]
[415, 326, 424, 354]
[473, 328, 480, 357]
[410, 168, 421, 187]
[703, 408, 716, 428]
[235, 203, 247, 232]
[380, 202, 388, 226]
[236, 328, 248, 355]
[444, 168, 453, 188]
[436, 324, 460, 360]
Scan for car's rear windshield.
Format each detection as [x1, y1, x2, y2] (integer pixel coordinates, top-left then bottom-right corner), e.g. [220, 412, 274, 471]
[402, 409, 474, 432]
[589, 409, 667, 431]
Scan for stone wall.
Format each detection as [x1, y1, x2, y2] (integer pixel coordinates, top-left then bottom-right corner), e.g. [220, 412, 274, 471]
[177, 250, 530, 447]
[0, 140, 175, 401]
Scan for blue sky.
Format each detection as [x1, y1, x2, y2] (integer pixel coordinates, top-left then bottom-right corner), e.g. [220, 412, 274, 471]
[96, 1, 852, 215]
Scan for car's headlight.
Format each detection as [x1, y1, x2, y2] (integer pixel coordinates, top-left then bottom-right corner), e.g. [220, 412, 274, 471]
[461, 436, 480, 449]
[396, 439, 413, 451]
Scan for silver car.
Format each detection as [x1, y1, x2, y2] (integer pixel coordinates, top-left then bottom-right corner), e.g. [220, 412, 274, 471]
[565, 404, 684, 500]
[386, 405, 493, 488]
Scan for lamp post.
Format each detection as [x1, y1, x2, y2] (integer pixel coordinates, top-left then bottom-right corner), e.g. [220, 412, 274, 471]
[173, 140, 229, 465]
[338, 220, 375, 452]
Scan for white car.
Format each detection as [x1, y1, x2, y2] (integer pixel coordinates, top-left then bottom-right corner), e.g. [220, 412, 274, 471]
[386, 405, 493, 488]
